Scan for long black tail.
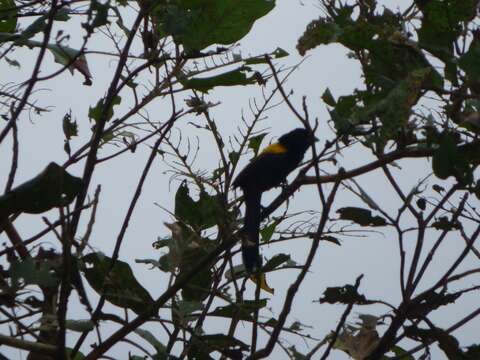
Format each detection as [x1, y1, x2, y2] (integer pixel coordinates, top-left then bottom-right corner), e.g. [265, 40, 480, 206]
[242, 190, 262, 272]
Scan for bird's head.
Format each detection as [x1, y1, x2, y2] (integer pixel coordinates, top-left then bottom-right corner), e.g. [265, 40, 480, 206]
[278, 128, 318, 154]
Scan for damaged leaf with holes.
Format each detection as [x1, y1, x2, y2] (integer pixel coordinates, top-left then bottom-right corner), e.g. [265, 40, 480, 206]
[175, 181, 223, 231]
[63, 112, 78, 140]
[89, 95, 121, 123]
[189, 333, 249, 359]
[432, 216, 461, 231]
[320, 284, 372, 305]
[10, 257, 58, 288]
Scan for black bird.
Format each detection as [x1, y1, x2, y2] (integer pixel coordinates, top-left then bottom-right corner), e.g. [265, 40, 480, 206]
[233, 128, 317, 272]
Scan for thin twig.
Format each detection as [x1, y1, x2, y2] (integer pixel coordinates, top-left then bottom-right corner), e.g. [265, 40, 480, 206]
[320, 274, 364, 360]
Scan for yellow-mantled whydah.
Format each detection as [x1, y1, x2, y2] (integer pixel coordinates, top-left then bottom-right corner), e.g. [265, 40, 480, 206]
[233, 128, 318, 272]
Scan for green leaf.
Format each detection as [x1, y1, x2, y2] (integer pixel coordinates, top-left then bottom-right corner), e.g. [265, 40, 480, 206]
[321, 88, 336, 106]
[404, 326, 464, 360]
[200, 333, 249, 352]
[162, 223, 216, 302]
[88, 95, 121, 122]
[65, 319, 95, 332]
[298, 7, 399, 56]
[175, 300, 203, 318]
[179, 247, 213, 302]
[210, 299, 267, 321]
[0, 162, 83, 219]
[228, 151, 239, 166]
[319, 284, 371, 305]
[261, 253, 290, 272]
[5, 56, 20, 68]
[272, 47, 289, 58]
[289, 321, 305, 332]
[297, 18, 342, 55]
[365, 38, 443, 91]
[432, 133, 472, 184]
[406, 290, 461, 319]
[65, 348, 85, 360]
[84, 0, 110, 31]
[0, 0, 17, 33]
[321, 235, 341, 245]
[390, 346, 414, 360]
[20, 8, 70, 39]
[135, 258, 162, 268]
[288, 346, 307, 360]
[82, 252, 154, 315]
[174, 181, 221, 231]
[10, 258, 57, 287]
[353, 68, 433, 141]
[298, 9, 443, 91]
[417, 0, 478, 64]
[337, 207, 387, 227]
[265, 317, 278, 327]
[260, 220, 278, 243]
[329, 94, 357, 136]
[158, 253, 174, 272]
[432, 216, 461, 231]
[245, 47, 289, 64]
[181, 67, 255, 93]
[134, 328, 167, 354]
[120, 74, 138, 89]
[154, 0, 275, 51]
[248, 133, 267, 156]
[416, 197, 426, 211]
[465, 344, 480, 360]
[45, 43, 81, 67]
[15, 39, 92, 85]
[459, 38, 480, 83]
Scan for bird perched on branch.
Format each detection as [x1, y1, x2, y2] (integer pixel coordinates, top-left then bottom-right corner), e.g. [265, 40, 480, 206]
[233, 128, 318, 272]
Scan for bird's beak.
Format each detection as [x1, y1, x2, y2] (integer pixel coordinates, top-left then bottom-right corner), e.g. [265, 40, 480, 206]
[311, 134, 319, 143]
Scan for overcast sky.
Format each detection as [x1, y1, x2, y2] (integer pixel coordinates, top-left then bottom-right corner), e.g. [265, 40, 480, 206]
[1, 0, 478, 359]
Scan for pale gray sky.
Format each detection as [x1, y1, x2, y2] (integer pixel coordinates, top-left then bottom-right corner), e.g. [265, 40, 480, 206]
[1, 1, 478, 359]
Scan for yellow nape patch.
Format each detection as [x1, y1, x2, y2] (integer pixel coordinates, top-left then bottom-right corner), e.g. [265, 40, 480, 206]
[260, 142, 287, 155]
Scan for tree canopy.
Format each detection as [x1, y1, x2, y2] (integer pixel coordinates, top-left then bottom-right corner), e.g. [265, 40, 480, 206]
[0, 0, 479, 359]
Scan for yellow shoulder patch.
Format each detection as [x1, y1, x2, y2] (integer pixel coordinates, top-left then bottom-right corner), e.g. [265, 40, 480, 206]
[260, 142, 287, 155]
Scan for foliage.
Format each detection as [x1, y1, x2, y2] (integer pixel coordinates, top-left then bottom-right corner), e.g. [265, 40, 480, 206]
[0, 0, 479, 359]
